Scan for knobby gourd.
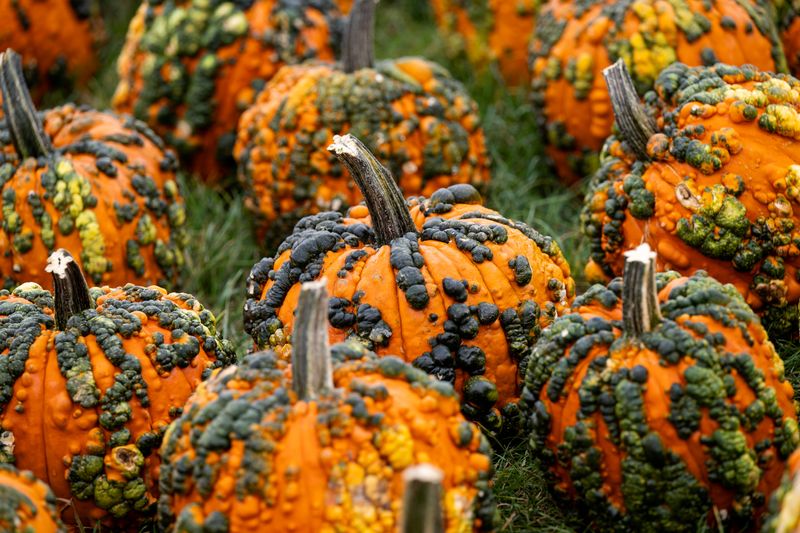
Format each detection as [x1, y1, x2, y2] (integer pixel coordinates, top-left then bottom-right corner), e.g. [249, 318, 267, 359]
[0, 464, 65, 532]
[0, 49, 187, 290]
[520, 244, 800, 530]
[0, 249, 235, 526]
[159, 281, 496, 532]
[113, 0, 343, 183]
[234, 0, 490, 246]
[530, 0, 786, 183]
[429, 0, 538, 86]
[244, 134, 574, 437]
[0, 1, 98, 103]
[581, 60, 800, 337]
[764, 449, 800, 533]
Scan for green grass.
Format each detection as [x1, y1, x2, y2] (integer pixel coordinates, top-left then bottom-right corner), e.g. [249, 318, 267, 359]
[50, 1, 800, 531]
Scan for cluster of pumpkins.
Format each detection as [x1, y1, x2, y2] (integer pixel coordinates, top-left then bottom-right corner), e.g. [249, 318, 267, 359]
[2, 0, 800, 531]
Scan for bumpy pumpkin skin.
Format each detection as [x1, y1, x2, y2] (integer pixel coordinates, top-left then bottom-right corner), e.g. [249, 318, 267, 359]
[429, 0, 538, 86]
[764, 449, 800, 532]
[0, 104, 187, 290]
[531, 0, 787, 183]
[521, 270, 800, 530]
[245, 184, 575, 436]
[113, 0, 342, 183]
[0, 464, 65, 532]
[0, 282, 236, 525]
[582, 63, 800, 336]
[158, 343, 496, 532]
[0, 0, 97, 102]
[235, 60, 491, 244]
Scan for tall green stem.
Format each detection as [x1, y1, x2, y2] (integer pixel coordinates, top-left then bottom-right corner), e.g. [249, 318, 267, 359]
[602, 59, 656, 160]
[342, 0, 375, 73]
[622, 243, 663, 339]
[328, 134, 416, 245]
[0, 49, 53, 159]
[46, 249, 92, 330]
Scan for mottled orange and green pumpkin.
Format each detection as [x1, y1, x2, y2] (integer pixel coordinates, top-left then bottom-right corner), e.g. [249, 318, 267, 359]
[0, 0, 98, 102]
[113, 0, 343, 183]
[0, 464, 65, 532]
[764, 448, 800, 532]
[0, 49, 187, 290]
[244, 135, 573, 437]
[531, 0, 787, 183]
[0, 249, 235, 526]
[159, 282, 496, 532]
[582, 61, 800, 337]
[429, 0, 538, 86]
[235, 0, 490, 245]
[520, 245, 800, 530]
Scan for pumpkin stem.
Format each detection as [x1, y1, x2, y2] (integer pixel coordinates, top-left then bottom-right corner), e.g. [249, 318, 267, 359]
[46, 249, 92, 330]
[602, 59, 656, 160]
[401, 464, 445, 533]
[328, 134, 416, 246]
[0, 49, 53, 159]
[342, 0, 376, 72]
[622, 243, 662, 339]
[291, 280, 334, 401]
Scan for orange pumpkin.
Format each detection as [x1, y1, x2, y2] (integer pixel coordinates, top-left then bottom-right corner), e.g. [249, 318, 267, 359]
[0, 49, 187, 290]
[0, 249, 235, 526]
[582, 60, 800, 337]
[531, 0, 787, 183]
[159, 281, 496, 532]
[244, 134, 573, 437]
[0, 464, 65, 532]
[0, 0, 98, 102]
[520, 244, 800, 529]
[113, 0, 343, 183]
[429, 0, 538, 86]
[235, 0, 491, 246]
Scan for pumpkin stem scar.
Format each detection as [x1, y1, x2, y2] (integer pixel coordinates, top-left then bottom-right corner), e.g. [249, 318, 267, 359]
[622, 243, 662, 339]
[342, 0, 375, 73]
[401, 464, 445, 533]
[292, 279, 334, 400]
[46, 249, 92, 330]
[603, 59, 656, 160]
[328, 134, 416, 245]
[0, 49, 54, 160]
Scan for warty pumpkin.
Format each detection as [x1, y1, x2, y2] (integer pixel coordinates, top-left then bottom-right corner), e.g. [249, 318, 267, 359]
[112, 0, 343, 183]
[0, 249, 235, 526]
[531, 0, 787, 184]
[234, 0, 491, 246]
[764, 449, 800, 532]
[0, 0, 98, 103]
[244, 134, 574, 438]
[0, 49, 187, 290]
[159, 280, 496, 532]
[0, 464, 65, 532]
[772, 0, 800, 77]
[582, 60, 800, 337]
[429, 0, 538, 86]
[520, 244, 800, 530]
